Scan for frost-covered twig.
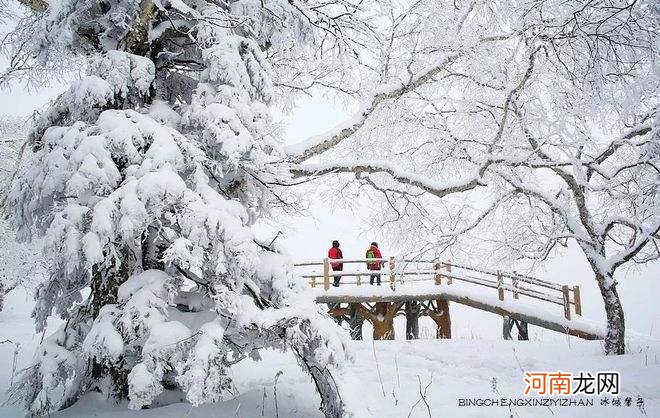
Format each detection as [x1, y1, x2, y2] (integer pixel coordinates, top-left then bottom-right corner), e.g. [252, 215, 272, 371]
[273, 370, 283, 418]
[371, 339, 386, 397]
[407, 374, 432, 418]
[287, 32, 515, 163]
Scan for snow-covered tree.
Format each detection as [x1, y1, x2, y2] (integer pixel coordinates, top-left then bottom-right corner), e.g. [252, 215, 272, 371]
[0, 1, 75, 89]
[290, 0, 659, 355]
[5, 0, 370, 415]
[0, 115, 46, 311]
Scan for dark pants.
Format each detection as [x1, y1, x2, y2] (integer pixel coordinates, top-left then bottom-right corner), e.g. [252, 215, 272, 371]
[332, 267, 342, 287]
[370, 272, 381, 285]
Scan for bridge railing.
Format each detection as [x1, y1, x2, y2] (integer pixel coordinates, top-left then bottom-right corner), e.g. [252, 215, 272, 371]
[293, 257, 582, 320]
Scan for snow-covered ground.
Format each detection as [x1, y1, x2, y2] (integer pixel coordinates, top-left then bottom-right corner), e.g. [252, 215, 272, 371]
[2, 287, 659, 417]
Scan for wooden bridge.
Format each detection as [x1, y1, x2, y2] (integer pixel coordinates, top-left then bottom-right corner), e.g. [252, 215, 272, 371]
[294, 258, 604, 341]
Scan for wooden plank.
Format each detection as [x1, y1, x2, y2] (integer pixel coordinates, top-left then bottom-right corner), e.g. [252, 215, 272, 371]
[573, 285, 582, 316]
[310, 271, 564, 305]
[562, 285, 571, 320]
[315, 292, 601, 340]
[323, 258, 330, 290]
[442, 261, 563, 291]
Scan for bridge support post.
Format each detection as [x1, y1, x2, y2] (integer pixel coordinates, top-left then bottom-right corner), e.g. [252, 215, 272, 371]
[327, 303, 346, 326]
[503, 316, 514, 340]
[562, 285, 571, 320]
[445, 260, 452, 284]
[357, 302, 402, 340]
[428, 299, 451, 339]
[373, 302, 395, 340]
[573, 285, 582, 316]
[503, 317, 529, 340]
[405, 301, 420, 340]
[517, 320, 529, 340]
[323, 258, 330, 290]
[349, 303, 364, 340]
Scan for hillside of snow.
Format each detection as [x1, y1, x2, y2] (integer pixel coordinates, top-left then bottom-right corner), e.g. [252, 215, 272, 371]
[2, 286, 659, 418]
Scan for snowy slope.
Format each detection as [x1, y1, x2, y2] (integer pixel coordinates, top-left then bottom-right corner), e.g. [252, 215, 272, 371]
[2, 289, 659, 418]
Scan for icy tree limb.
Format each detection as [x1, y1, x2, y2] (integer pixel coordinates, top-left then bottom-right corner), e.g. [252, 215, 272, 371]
[232, 316, 348, 418]
[289, 47, 542, 198]
[293, 347, 345, 418]
[287, 33, 514, 163]
[292, 160, 489, 199]
[496, 171, 592, 244]
[608, 221, 660, 271]
[586, 122, 654, 180]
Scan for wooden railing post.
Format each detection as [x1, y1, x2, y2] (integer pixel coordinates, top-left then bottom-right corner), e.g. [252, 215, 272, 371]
[311, 277, 316, 288]
[573, 285, 582, 316]
[497, 270, 504, 301]
[512, 271, 519, 299]
[357, 274, 361, 286]
[389, 256, 396, 290]
[446, 260, 452, 285]
[434, 261, 442, 285]
[562, 285, 571, 320]
[323, 258, 330, 290]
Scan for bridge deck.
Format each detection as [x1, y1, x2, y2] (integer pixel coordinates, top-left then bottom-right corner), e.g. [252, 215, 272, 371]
[313, 283, 605, 340]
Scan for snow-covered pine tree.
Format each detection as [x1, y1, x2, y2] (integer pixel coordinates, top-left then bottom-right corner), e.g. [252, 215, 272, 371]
[6, 0, 365, 415]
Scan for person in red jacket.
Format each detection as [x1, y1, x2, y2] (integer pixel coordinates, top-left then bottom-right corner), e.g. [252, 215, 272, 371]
[365, 242, 384, 285]
[328, 240, 343, 287]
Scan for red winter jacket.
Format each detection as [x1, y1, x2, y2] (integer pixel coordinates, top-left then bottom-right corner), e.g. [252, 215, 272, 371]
[365, 245, 383, 270]
[328, 246, 343, 270]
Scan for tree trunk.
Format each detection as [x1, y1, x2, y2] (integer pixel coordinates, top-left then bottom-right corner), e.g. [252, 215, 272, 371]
[595, 271, 626, 355]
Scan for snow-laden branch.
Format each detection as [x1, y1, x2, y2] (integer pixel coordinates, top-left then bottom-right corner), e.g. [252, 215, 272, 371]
[608, 220, 660, 271]
[496, 170, 593, 245]
[586, 122, 654, 180]
[286, 33, 514, 163]
[292, 160, 488, 198]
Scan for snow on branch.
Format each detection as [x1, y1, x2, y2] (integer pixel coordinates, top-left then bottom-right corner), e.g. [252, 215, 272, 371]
[286, 33, 514, 163]
[495, 170, 593, 245]
[608, 220, 660, 271]
[292, 160, 488, 198]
